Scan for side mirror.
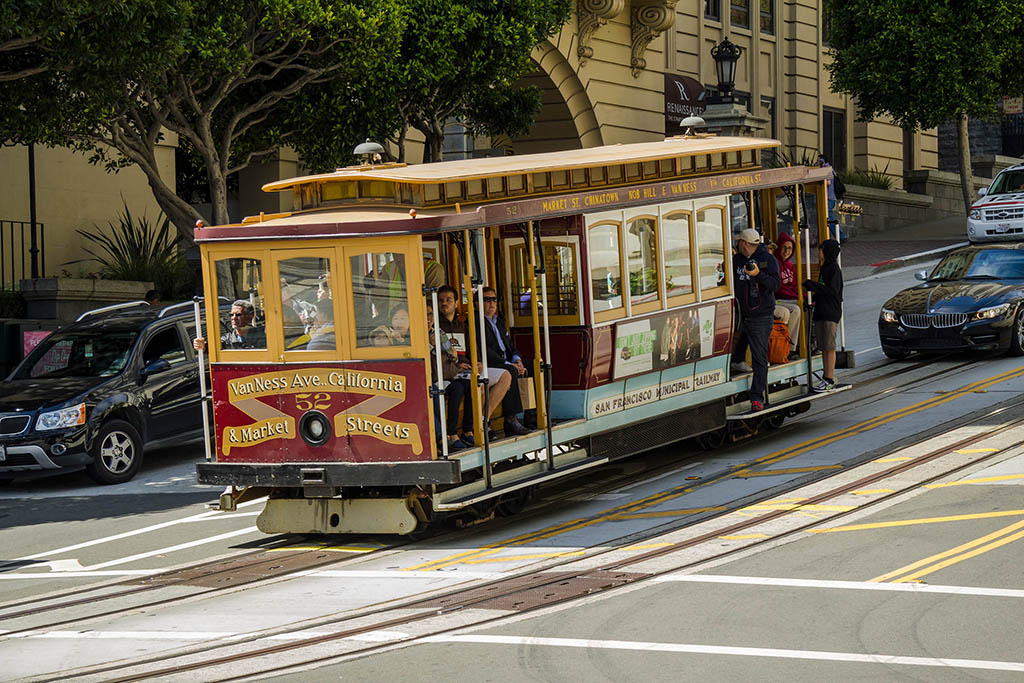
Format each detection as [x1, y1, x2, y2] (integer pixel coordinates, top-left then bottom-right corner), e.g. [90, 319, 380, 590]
[914, 270, 929, 281]
[140, 358, 171, 379]
[978, 186, 988, 198]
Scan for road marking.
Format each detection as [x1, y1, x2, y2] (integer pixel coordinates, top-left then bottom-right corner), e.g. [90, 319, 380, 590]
[654, 574, 1024, 598]
[851, 489, 894, 495]
[808, 509, 1024, 534]
[609, 506, 727, 520]
[955, 448, 999, 454]
[614, 462, 704, 492]
[0, 497, 267, 567]
[84, 527, 260, 570]
[266, 545, 379, 553]
[875, 457, 911, 463]
[735, 465, 843, 478]
[0, 571, 158, 579]
[740, 503, 854, 512]
[0, 629, 411, 642]
[464, 551, 586, 564]
[925, 473, 1024, 489]
[406, 366, 1024, 572]
[872, 519, 1024, 583]
[419, 635, 1024, 672]
[301, 570, 504, 579]
[719, 534, 769, 540]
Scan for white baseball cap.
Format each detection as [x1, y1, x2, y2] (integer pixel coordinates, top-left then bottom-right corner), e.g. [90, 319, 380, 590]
[737, 228, 762, 245]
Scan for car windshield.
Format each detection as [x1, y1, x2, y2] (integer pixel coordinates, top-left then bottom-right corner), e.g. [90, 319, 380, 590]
[988, 169, 1024, 196]
[930, 250, 1024, 281]
[12, 330, 139, 379]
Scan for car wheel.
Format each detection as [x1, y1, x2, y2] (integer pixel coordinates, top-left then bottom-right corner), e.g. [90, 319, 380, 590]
[86, 419, 143, 485]
[882, 345, 909, 360]
[1009, 308, 1024, 356]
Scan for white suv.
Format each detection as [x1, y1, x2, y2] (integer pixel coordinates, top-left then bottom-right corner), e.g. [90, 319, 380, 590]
[968, 164, 1024, 243]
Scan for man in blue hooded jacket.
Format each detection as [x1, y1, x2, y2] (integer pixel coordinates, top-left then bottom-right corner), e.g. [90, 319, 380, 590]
[732, 228, 781, 411]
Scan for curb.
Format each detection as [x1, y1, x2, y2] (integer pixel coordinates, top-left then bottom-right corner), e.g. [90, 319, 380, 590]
[868, 241, 969, 274]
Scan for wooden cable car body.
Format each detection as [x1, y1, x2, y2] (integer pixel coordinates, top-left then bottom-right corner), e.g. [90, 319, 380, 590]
[194, 134, 839, 535]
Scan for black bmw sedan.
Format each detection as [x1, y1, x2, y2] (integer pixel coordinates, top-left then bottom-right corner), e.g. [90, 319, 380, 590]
[878, 244, 1024, 359]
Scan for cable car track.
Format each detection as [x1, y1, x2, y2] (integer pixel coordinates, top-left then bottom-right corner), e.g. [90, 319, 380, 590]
[32, 395, 1024, 682]
[0, 356, 999, 636]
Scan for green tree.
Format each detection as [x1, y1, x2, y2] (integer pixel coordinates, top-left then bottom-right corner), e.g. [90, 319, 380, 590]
[391, 0, 572, 163]
[1, 0, 402, 240]
[825, 0, 1024, 212]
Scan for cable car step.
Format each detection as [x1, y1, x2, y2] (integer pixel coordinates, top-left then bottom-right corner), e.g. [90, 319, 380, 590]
[725, 383, 852, 420]
[434, 452, 609, 511]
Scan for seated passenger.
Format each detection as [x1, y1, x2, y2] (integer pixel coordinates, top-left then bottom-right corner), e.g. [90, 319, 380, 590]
[306, 299, 336, 350]
[368, 325, 395, 347]
[194, 300, 265, 351]
[481, 286, 531, 436]
[389, 305, 410, 345]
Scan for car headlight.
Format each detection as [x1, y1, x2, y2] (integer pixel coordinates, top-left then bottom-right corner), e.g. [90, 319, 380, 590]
[974, 303, 1012, 320]
[969, 208, 982, 220]
[36, 403, 86, 431]
[881, 308, 898, 323]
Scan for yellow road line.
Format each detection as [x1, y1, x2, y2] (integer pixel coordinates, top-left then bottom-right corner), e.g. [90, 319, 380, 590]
[955, 448, 999, 454]
[810, 509, 1024, 534]
[925, 473, 1024, 489]
[736, 465, 843, 478]
[408, 365, 1024, 571]
[463, 550, 587, 564]
[719, 534, 769, 540]
[871, 519, 1024, 583]
[875, 457, 911, 463]
[894, 529, 1024, 583]
[621, 542, 675, 550]
[741, 503, 854, 512]
[851, 489, 895, 495]
[266, 546, 379, 553]
[609, 506, 727, 520]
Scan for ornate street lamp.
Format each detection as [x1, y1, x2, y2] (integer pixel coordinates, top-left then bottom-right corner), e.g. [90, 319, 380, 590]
[710, 37, 743, 103]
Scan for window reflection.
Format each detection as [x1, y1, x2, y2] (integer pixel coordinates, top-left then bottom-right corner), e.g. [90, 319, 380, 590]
[696, 208, 727, 291]
[589, 222, 622, 312]
[280, 256, 333, 351]
[351, 253, 410, 347]
[626, 217, 659, 305]
[662, 211, 693, 299]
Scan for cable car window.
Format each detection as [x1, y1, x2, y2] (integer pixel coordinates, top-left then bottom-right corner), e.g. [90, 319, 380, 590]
[508, 239, 580, 326]
[626, 216, 660, 307]
[214, 257, 266, 350]
[350, 252, 410, 348]
[696, 207, 727, 292]
[662, 210, 694, 300]
[588, 221, 623, 315]
[280, 256, 334, 351]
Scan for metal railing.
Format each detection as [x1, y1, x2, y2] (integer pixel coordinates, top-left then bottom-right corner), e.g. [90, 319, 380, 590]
[0, 220, 45, 290]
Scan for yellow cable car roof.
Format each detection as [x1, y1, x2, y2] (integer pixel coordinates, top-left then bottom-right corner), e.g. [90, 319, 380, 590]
[262, 135, 779, 192]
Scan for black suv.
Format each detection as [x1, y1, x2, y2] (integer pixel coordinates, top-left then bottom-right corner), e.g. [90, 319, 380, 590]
[0, 302, 209, 484]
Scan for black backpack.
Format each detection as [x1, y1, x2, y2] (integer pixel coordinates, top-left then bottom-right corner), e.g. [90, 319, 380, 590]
[833, 173, 846, 200]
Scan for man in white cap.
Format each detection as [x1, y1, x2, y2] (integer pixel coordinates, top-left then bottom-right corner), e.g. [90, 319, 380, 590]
[732, 228, 781, 412]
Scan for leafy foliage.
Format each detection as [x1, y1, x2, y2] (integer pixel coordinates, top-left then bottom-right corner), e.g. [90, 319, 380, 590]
[69, 203, 195, 298]
[1, 0, 403, 238]
[825, 0, 1024, 130]
[387, 0, 573, 162]
[838, 165, 894, 191]
[0, 287, 26, 318]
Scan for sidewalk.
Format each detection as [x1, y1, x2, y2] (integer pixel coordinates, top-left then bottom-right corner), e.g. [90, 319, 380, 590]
[837, 216, 968, 282]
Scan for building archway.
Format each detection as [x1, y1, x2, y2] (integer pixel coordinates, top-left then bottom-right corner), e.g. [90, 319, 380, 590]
[508, 40, 602, 154]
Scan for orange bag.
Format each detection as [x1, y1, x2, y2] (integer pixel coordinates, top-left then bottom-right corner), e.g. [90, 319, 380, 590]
[769, 319, 791, 364]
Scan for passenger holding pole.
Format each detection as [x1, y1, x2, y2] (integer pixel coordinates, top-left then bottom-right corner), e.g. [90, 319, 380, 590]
[731, 228, 781, 412]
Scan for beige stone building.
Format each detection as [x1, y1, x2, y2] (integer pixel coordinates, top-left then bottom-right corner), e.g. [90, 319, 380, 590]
[514, 0, 936, 177]
[1, 0, 940, 289]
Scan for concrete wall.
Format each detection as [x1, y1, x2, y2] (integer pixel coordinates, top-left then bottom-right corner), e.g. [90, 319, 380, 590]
[0, 138, 177, 285]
